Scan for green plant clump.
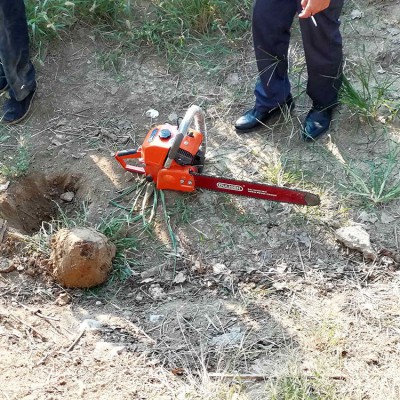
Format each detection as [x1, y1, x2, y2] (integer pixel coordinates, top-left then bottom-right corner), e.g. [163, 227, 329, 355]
[340, 58, 400, 122]
[343, 145, 400, 205]
[0, 144, 30, 179]
[25, 0, 132, 45]
[135, 0, 251, 46]
[269, 375, 338, 400]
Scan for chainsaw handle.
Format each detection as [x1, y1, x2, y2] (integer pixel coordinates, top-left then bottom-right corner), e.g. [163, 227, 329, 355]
[164, 105, 206, 169]
[114, 147, 145, 174]
[115, 149, 139, 157]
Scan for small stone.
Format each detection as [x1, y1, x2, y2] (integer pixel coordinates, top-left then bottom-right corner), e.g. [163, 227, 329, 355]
[381, 256, 394, 266]
[149, 314, 164, 323]
[71, 153, 86, 159]
[173, 272, 186, 284]
[0, 257, 15, 273]
[148, 284, 165, 300]
[145, 109, 159, 119]
[60, 192, 75, 202]
[211, 327, 244, 347]
[95, 301, 102, 306]
[55, 292, 71, 306]
[350, 9, 363, 19]
[212, 263, 230, 275]
[335, 225, 377, 260]
[0, 181, 10, 192]
[80, 319, 103, 331]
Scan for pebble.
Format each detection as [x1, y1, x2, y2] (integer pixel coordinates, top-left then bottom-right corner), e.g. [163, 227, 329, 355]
[0, 257, 15, 273]
[60, 191, 75, 202]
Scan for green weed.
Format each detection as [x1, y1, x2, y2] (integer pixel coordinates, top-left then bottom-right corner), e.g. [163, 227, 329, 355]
[25, 0, 132, 50]
[95, 48, 124, 74]
[97, 212, 139, 282]
[268, 374, 338, 400]
[260, 155, 304, 188]
[342, 145, 400, 205]
[0, 143, 30, 179]
[340, 56, 400, 122]
[168, 194, 195, 224]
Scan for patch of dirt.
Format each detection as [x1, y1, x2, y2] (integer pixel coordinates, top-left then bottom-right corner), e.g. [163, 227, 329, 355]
[1, 1, 400, 399]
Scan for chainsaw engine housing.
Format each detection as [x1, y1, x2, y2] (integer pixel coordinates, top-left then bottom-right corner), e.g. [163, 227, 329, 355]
[115, 123, 205, 192]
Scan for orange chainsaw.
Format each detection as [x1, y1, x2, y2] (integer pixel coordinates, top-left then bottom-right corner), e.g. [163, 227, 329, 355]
[115, 105, 320, 206]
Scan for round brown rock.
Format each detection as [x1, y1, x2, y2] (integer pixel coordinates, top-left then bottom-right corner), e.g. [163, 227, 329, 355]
[50, 227, 116, 288]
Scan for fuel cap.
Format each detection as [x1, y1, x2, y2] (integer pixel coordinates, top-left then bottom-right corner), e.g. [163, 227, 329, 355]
[159, 129, 172, 139]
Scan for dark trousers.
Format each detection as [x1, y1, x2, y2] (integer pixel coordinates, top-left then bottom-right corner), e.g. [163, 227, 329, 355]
[253, 0, 344, 112]
[0, 0, 35, 101]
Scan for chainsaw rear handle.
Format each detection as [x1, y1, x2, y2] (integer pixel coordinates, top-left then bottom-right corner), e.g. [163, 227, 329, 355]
[164, 105, 206, 169]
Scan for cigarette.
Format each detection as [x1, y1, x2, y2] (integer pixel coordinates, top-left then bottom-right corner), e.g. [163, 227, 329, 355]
[311, 15, 317, 27]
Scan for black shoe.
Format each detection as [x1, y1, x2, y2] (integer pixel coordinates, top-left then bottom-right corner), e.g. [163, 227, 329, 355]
[2, 88, 36, 125]
[235, 96, 294, 133]
[302, 107, 334, 141]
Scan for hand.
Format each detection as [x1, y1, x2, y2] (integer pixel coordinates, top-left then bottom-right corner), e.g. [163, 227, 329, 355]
[299, 0, 331, 18]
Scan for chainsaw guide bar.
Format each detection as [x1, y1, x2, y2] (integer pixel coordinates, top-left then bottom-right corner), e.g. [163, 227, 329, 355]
[115, 105, 321, 207]
[191, 173, 320, 206]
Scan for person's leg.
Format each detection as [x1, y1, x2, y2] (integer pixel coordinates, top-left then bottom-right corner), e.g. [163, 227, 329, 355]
[0, 62, 8, 92]
[298, 0, 344, 140]
[235, 0, 297, 132]
[253, 0, 297, 111]
[299, 0, 343, 108]
[0, 0, 36, 124]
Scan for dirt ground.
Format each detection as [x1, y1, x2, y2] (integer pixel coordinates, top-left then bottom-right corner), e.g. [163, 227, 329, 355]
[1, 1, 400, 399]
